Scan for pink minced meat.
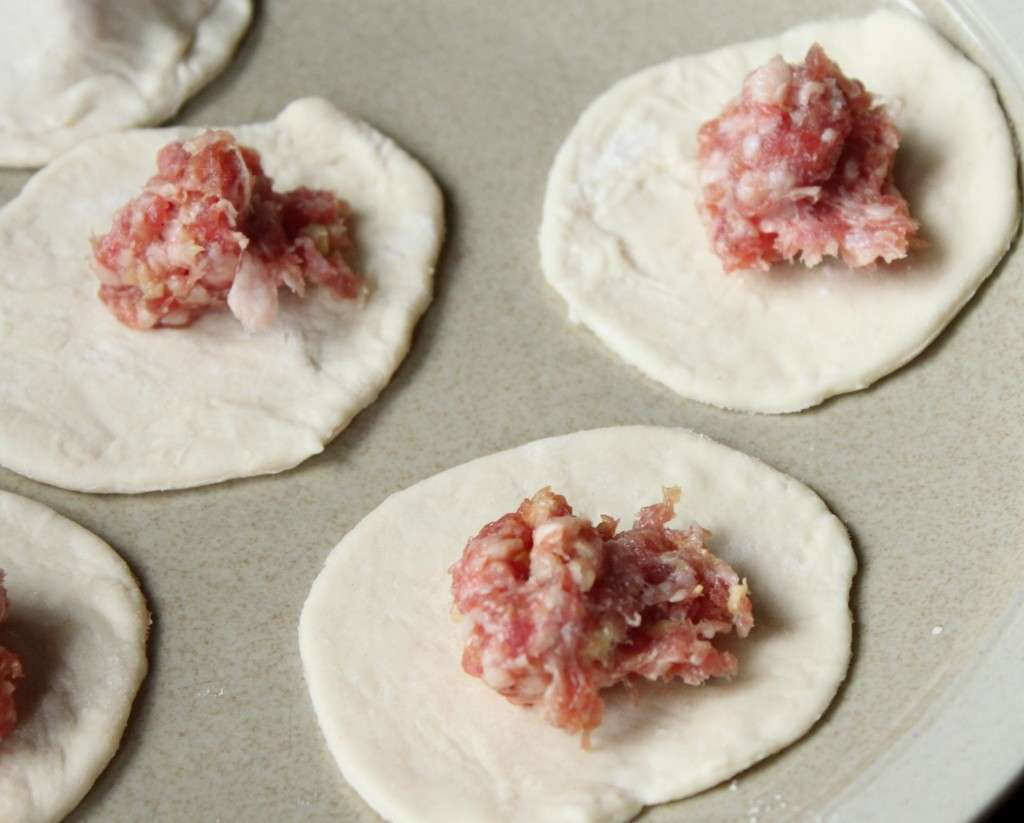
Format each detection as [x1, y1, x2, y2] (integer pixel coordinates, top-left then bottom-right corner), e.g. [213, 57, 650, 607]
[697, 44, 919, 272]
[0, 571, 23, 742]
[449, 487, 753, 741]
[92, 130, 363, 331]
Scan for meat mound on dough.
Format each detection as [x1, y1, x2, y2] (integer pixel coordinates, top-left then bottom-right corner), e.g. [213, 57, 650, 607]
[450, 487, 753, 743]
[697, 44, 919, 272]
[92, 131, 364, 331]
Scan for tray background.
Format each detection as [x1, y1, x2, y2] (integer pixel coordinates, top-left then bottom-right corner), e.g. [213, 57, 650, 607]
[0, 1, 1020, 820]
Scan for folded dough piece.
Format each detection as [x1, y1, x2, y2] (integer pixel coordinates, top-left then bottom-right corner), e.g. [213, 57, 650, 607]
[539, 10, 1019, 413]
[300, 426, 855, 822]
[0, 98, 444, 493]
[0, 491, 149, 823]
[0, 0, 252, 168]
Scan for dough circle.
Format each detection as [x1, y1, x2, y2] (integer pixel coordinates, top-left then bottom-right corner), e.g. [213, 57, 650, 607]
[539, 11, 1019, 413]
[0, 98, 445, 493]
[0, 0, 252, 168]
[300, 426, 855, 823]
[0, 491, 149, 823]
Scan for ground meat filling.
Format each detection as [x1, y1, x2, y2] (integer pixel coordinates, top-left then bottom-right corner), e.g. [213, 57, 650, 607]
[697, 44, 919, 272]
[449, 487, 753, 741]
[0, 571, 24, 742]
[92, 131, 363, 331]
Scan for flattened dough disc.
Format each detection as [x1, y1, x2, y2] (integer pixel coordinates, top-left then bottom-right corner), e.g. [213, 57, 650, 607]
[0, 0, 252, 168]
[0, 98, 445, 493]
[300, 426, 855, 823]
[0, 491, 149, 823]
[540, 11, 1019, 413]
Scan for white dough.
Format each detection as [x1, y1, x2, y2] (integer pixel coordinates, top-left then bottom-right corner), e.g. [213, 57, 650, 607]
[0, 491, 149, 823]
[300, 426, 855, 822]
[540, 11, 1019, 413]
[0, 98, 445, 493]
[0, 0, 252, 168]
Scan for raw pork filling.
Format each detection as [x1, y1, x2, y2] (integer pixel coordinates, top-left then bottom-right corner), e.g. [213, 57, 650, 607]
[0, 571, 23, 741]
[449, 488, 753, 740]
[697, 44, 919, 271]
[92, 130, 363, 331]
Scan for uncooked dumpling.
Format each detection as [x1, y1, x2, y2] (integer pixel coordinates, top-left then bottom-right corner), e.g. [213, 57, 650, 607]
[0, 98, 444, 493]
[0, 0, 252, 167]
[0, 491, 149, 823]
[300, 426, 855, 822]
[539, 11, 1018, 413]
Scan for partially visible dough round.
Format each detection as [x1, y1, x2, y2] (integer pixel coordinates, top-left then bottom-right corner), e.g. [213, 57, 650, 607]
[0, 97, 445, 493]
[0, 491, 149, 823]
[300, 426, 856, 823]
[0, 0, 252, 168]
[540, 10, 1019, 413]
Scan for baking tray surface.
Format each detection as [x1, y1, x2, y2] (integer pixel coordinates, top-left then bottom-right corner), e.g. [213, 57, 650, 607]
[0, 1, 1021, 821]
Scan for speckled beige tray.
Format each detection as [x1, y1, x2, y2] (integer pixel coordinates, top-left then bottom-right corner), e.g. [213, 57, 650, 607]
[1, 1, 1022, 821]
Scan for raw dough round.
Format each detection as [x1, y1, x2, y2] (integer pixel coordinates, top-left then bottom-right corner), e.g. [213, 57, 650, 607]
[0, 98, 445, 493]
[0, 0, 252, 168]
[300, 426, 855, 823]
[0, 491, 149, 823]
[540, 11, 1019, 413]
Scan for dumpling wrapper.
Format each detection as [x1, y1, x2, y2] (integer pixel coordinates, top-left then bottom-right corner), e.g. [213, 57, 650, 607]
[539, 10, 1019, 413]
[300, 426, 855, 822]
[0, 491, 149, 823]
[0, 97, 444, 493]
[0, 0, 252, 168]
